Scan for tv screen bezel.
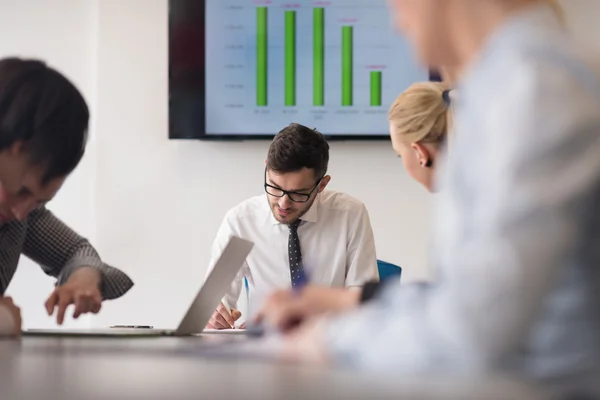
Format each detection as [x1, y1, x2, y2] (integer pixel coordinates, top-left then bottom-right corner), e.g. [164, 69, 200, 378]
[168, 0, 443, 141]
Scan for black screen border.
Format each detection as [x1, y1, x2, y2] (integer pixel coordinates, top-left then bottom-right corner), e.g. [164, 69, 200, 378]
[168, 0, 443, 141]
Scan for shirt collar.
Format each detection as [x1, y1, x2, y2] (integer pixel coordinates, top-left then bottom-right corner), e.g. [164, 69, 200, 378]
[267, 193, 321, 225]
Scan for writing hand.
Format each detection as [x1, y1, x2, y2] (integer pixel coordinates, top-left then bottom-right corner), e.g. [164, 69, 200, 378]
[206, 302, 242, 329]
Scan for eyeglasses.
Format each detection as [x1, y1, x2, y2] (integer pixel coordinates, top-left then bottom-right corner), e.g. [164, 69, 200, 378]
[264, 169, 323, 203]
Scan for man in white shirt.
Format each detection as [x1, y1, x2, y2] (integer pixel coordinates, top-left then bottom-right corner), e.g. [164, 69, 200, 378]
[206, 123, 379, 329]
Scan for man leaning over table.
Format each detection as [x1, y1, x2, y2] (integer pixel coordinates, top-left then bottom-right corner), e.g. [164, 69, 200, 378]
[0, 57, 133, 337]
[205, 123, 379, 329]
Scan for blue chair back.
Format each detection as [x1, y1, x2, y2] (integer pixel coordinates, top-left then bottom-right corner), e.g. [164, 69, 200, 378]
[244, 261, 402, 289]
[377, 259, 402, 282]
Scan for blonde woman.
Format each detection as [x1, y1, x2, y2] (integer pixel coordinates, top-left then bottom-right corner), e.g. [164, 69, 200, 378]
[256, 81, 452, 329]
[388, 81, 452, 192]
[260, 0, 600, 396]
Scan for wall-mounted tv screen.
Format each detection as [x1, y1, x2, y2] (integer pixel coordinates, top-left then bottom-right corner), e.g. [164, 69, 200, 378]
[169, 0, 432, 140]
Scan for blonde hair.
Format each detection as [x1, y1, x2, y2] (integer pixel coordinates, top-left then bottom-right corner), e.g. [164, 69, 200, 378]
[388, 81, 452, 145]
[513, 0, 565, 24]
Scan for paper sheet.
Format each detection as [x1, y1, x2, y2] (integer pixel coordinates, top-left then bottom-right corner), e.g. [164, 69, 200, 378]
[202, 328, 247, 334]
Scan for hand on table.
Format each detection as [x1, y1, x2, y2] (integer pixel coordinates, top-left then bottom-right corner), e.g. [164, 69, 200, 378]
[45, 266, 103, 325]
[254, 285, 360, 333]
[206, 302, 242, 329]
[0, 296, 22, 337]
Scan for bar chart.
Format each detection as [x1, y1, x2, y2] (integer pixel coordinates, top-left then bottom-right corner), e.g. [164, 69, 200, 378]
[205, 0, 427, 136]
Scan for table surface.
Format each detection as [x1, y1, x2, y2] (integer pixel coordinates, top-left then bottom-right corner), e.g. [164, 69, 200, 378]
[0, 334, 555, 400]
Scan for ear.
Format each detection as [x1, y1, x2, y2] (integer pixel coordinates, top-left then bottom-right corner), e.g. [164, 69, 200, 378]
[410, 143, 431, 168]
[318, 175, 331, 193]
[264, 159, 267, 165]
[7, 140, 25, 158]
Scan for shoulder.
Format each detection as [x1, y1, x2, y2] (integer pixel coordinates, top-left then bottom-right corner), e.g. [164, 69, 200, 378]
[461, 29, 600, 146]
[471, 19, 600, 105]
[318, 190, 368, 214]
[222, 194, 267, 225]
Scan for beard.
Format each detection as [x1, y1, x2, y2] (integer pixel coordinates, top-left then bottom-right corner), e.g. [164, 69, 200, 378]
[268, 196, 316, 224]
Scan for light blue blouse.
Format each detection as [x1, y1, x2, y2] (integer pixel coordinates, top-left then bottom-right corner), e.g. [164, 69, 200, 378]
[327, 4, 600, 398]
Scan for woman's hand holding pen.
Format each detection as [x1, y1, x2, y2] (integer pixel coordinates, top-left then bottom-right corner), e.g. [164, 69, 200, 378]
[254, 286, 360, 333]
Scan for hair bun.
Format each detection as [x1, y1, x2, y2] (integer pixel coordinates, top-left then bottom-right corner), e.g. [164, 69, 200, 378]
[442, 89, 452, 106]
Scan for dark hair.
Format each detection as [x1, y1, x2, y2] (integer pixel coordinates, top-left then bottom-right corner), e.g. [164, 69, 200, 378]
[0, 57, 89, 185]
[267, 123, 329, 178]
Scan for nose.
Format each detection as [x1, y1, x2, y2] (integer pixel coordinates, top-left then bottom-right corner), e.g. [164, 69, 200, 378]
[11, 198, 37, 221]
[278, 195, 292, 210]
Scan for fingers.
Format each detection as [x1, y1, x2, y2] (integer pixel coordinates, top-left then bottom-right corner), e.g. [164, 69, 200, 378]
[273, 303, 307, 333]
[72, 290, 102, 318]
[207, 307, 243, 330]
[239, 321, 247, 329]
[208, 312, 231, 329]
[56, 292, 73, 326]
[217, 303, 235, 326]
[45, 290, 59, 316]
[253, 290, 290, 325]
[90, 290, 102, 314]
[215, 310, 233, 328]
[258, 297, 309, 333]
[208, 303, 235, 329]
[205, 321, 217, 329]
[73, 291, 91, 319]
[231, 308, 242, 321]
[12, 304, 22, 337]
[45, 286, 104, 325]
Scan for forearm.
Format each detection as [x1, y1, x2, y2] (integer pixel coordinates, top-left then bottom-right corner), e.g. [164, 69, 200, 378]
[57, 245, 134, 300]
[325, 282, 483, 372]
[24, 207, 133, 300]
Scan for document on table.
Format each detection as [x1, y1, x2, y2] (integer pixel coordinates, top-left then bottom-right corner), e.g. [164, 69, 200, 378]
[201, 329, 247, 334]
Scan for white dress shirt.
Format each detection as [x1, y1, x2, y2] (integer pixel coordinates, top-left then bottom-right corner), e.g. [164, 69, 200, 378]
[326, 4, 600, 398]
[207, 190, 378, 315]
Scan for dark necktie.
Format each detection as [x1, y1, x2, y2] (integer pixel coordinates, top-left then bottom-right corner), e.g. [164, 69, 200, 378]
[288, 220, 304, 288]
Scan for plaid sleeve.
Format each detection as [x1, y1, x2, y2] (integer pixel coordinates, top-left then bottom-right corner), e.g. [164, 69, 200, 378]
[22, 206, 134, 300]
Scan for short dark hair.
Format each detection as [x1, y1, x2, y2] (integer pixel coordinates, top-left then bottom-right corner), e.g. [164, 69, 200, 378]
[267, 123, 329, 178]
[0, 57, 89, 184]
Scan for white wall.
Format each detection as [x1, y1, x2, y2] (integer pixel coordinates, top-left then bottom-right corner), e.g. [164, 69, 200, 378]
[2, 0, 598, 329]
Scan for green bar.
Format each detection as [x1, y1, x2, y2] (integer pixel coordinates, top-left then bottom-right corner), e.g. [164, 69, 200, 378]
[370, 71, 382, 106]
[285, 10, 296, 106]
[313, 8, 325, 106]
[256, 7, 268, 106]
[341, 26, 353, 106]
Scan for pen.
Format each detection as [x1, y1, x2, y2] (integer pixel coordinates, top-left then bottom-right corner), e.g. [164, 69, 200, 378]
[110, 325, 153, 329]
[221, 297, 232, 314]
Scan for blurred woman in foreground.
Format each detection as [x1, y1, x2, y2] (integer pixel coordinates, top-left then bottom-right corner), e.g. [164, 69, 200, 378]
[261, 0, 600, 397]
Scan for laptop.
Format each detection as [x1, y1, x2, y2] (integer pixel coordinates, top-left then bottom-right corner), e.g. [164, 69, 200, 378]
[25, 236, 254, 337]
